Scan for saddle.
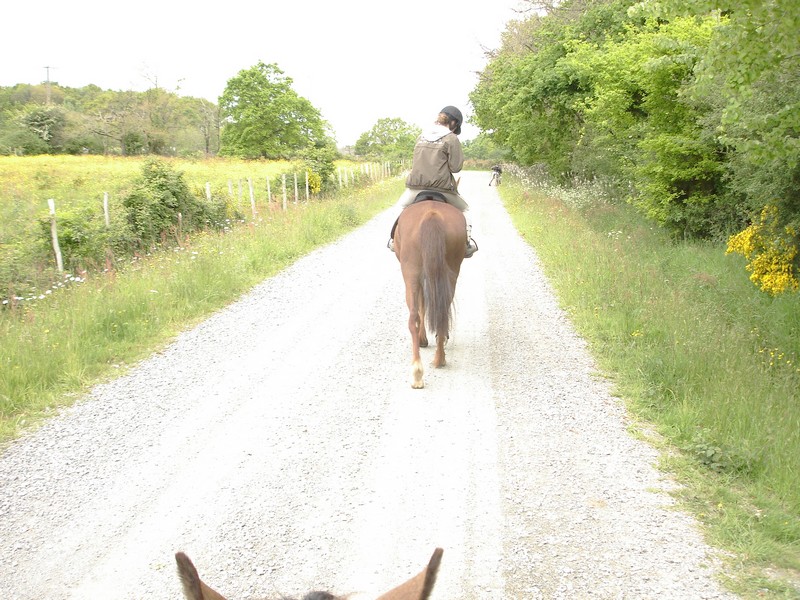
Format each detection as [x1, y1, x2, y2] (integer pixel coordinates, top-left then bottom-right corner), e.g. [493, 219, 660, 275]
[390, 191, 449, 240]
[411, 190, 448, 204]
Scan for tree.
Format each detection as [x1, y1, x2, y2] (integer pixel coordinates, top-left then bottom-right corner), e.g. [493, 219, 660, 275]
[218, 61, 331, 159]
[638, 0, 800, 291]
[353, 118, 420, 161]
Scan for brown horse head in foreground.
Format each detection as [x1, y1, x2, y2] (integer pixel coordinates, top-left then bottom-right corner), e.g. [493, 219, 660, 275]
[394, 198, 466, 388]
[175, 547, 444, 600]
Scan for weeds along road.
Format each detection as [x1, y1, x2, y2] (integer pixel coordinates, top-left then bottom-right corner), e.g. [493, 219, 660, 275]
[0, 172, 737, 599]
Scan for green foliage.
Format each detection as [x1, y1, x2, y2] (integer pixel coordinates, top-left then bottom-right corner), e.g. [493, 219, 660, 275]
[569, 16, 733, 236]
[472, 0, 800, 292]
[298, 142, 338, 193]
[0, 83, 219, 157]
[463, 133, 507, 161]
[472, 0, 637, 179]
[686, 428, 761, 475]
[219, 61, 331, 160]
[121, 159, 210, 249]
[353, 117, 419, 161]
[38, 207, 110, 270]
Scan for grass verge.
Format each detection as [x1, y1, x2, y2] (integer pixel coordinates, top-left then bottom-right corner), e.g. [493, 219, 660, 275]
[500, 175, 800, 598]
[0, 178, 403, 444]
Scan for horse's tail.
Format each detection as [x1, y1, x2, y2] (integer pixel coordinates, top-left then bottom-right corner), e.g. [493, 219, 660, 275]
[420, 214, 453, 342]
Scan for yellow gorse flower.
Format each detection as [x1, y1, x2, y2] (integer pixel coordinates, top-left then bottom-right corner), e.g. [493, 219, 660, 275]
[727, 205, 799, 295]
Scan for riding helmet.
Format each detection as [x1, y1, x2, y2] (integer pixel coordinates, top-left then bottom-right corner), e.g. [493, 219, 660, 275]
[440, 106, 463, 135]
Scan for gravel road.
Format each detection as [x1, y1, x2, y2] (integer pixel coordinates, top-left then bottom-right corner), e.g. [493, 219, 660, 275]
[0, 172, 738, 599]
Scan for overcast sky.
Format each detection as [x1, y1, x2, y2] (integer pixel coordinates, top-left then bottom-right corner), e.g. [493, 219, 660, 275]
[2, 0, 531, 146]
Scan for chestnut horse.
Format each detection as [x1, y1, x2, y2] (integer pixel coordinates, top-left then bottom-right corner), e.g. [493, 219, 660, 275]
[175, 547, 444, 600]
[394, 196, 466, 388]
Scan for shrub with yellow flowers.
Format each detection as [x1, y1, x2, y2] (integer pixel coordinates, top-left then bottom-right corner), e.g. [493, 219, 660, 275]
[726, 204, 799, 295]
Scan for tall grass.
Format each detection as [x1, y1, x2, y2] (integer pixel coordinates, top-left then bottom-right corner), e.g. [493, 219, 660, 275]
[501, 171, 800, 598]
[0, 178, 403, 443]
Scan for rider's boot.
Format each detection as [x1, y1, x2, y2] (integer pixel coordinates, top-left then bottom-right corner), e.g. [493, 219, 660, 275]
[465, 225, 478, 258]
[387, 237, 395, 252]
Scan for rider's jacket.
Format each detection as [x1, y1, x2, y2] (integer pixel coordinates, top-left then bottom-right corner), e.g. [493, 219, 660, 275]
[405, 124, 464, 193]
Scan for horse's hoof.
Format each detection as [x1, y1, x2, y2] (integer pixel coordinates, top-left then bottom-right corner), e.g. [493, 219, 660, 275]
[412, 380, 425, 389]
[420, 340, 428, 348]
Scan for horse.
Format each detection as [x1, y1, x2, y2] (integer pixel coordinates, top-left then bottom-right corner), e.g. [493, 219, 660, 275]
[175, 547, 444, 600]
[394, 194, 466, 389]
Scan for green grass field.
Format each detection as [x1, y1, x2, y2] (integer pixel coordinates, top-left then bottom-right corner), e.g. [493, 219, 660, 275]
[0, 155, 380, 299]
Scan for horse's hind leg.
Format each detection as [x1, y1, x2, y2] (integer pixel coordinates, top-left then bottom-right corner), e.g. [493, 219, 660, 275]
[432, 334, 446, 368]
[405, 281, 425, 389]
[417, 288, 428, 348]
[408, 308, 425, 389]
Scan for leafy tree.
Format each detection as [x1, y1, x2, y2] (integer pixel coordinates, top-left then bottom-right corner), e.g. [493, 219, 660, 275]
[219, 61, 330, 159]
[567, 16, 731, 236]
[354, 118, 420, 161]
[470, 0, 633, 179]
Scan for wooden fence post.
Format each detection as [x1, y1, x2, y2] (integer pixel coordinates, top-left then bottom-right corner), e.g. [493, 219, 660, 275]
[205, 182, 212, 202]
[293, 173, 298, 204]
[266, 178, 272, 205]
[304, 171, 309, 201]
[47, 199, 64, 273]
[248, 177, 257, 218]
[281, 174, 287, 211]
[103, 192, 110, 228]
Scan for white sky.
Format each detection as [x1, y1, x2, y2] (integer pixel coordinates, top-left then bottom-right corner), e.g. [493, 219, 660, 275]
[1, 0, 530, 146]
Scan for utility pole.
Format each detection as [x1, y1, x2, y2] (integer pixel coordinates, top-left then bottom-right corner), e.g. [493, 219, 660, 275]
[44, 66, 52, 104]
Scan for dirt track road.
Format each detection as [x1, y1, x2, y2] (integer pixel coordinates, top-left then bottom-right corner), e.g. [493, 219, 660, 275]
[0, 172, 736, 599]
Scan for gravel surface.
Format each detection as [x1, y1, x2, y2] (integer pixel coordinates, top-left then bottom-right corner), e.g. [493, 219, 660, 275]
[0, 172, 738, 599]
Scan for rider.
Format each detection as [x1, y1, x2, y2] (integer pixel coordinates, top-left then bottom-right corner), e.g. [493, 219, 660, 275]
[387, 105, 478, 258]
[489, 164, 502, 186]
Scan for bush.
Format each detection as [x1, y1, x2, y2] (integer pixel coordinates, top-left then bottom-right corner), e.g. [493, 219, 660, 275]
[38, 207, 110, 271]
[122, 158, 210, 250]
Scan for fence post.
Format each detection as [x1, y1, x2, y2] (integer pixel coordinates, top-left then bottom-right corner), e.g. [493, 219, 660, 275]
[103, 192, 110, 228]
[248, 177, 257, 218]
[293, 173, 298, 204]
[281, 174, 287, 211]
[47, 199, 64, 273]
[205, 182, 212, 202]
[305, 171, 309, 201]
[266, 178, 272, 205]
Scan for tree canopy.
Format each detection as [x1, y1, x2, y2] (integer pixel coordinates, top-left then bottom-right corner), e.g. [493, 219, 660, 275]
[0, 82, 219, 156]
[353, 118, 420, 161]
[471, 0, 799, 293]
[218, 61, 332, 160]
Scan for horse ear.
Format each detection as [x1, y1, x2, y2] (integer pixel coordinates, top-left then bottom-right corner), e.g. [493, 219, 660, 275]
[175, 552, 228, 600]
[375, 548, 443, 600]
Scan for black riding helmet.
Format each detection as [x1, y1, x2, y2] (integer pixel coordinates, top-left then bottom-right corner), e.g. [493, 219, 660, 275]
[440, 105, 463, 135]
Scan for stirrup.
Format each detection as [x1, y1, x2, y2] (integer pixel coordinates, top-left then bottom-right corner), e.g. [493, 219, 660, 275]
[387, 238, 395, 252]
[465, 239, 478, 258]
